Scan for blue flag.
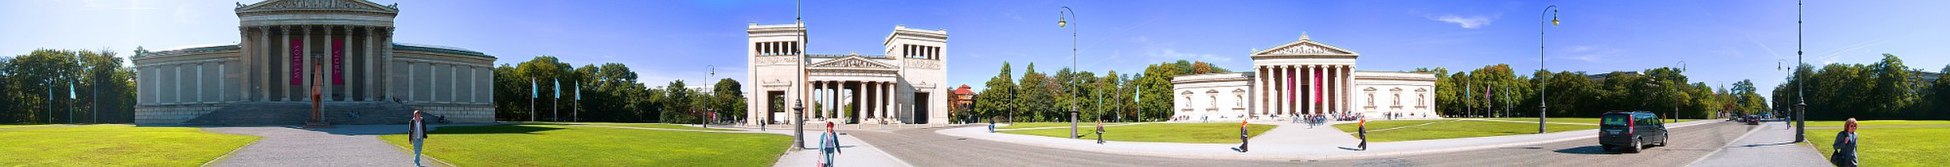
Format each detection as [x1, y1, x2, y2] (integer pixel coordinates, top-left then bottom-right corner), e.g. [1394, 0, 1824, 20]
[574, 82, 581, 100]
[553, 79, 560, 98]
[68, 81, 76, 99]
[531, 79, 538, 99]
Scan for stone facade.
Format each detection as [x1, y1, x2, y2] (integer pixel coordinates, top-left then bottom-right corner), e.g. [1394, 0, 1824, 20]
[132, 0, 495, 125]
[1171, 35, 1439, 122]
[746, 24, 951, 125]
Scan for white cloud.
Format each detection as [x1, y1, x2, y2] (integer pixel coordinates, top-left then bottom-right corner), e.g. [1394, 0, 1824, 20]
[1148, 49, 1230, 63]
[1562, 45, 1621, 63]
[1429, 14, 1495, 29]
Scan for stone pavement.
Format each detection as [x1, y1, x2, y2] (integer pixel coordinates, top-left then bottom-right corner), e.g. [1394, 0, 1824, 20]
[1688, 121, 1831, 167]
[713, 124, 912, 167]
[939, 119, 1718, 161]
[203, 125, 467, 167]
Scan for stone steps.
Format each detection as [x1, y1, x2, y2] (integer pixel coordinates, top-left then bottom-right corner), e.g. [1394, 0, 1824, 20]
[182, 101, 423, 126]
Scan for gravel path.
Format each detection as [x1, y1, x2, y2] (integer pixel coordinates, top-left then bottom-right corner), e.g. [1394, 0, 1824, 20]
[204, 125, 451, 167]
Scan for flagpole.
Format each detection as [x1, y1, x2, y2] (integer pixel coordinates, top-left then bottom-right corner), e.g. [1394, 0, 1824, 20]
[531, 78, 537, 122]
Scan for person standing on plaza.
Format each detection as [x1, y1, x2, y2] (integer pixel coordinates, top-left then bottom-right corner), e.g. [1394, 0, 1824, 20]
[1357, 117, 1368, 151]
[819, 122, 842, 167]
[988, 117, 996, 133]
[1231, 119, 1249, 152]
[1832, 118, 1859, 167]
[408, 110, 430, 166]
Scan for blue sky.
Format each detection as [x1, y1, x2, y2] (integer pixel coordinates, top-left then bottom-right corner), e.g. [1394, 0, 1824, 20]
[5, 0, 1948, 105]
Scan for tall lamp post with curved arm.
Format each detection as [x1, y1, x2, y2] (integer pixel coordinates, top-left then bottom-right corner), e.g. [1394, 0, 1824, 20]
[1058, 6, 1080, 139]
[1539, 5, 1559, 134]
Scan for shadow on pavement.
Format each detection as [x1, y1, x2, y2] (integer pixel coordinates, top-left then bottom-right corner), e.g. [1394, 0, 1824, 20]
[1741, 142, 1797, 148]
[1552, 145, 1617, 154]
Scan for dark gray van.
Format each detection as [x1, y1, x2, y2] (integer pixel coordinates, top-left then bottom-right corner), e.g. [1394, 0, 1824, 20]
[1599, 111, 1667, 153]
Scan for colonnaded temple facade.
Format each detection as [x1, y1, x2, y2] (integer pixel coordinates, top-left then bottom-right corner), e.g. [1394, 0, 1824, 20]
[1171, 34, 1439, 122]
[746, 24, 950, 125]
[132, 0, 496, 125]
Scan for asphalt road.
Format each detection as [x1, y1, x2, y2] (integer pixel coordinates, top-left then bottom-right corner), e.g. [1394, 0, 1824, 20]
[847, 126, 1296, 167]
[1299, 121, 1755, 167]
[851, 121, 1755, 167]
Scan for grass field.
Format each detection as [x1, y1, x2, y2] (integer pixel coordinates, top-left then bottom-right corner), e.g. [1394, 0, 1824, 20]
[573, 122, 733, 131]
[0, 124, 258, 166]
[1806, 120, 1950, 166]
[1333, 119, 1599, 142]
[1003, 123, 1274, 143]
[998, 122, 1133, 130]
[379, 123, 791, 166]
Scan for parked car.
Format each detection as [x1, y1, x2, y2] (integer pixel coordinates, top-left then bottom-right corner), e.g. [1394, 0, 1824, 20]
[1599, 111, 1668, 153]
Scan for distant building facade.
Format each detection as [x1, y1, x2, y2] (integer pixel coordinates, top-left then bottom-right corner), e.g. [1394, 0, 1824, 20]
[132, 0, 496, 125]
[1171, 35, 1438, 121]
[745, 24, 950, 125]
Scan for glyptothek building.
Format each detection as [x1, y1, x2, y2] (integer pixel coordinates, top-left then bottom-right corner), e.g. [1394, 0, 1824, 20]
[132, 0, 496, 125]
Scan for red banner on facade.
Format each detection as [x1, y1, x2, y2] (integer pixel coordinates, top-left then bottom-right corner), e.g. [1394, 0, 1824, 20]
[291, 38, 304, 85]
[332, 38, 343, 85]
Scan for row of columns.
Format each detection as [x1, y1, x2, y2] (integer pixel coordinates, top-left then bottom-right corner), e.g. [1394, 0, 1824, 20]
[1257, 64, 1351, 117]
[809, 80, 897, 123]
[137, 60, 229, 105]
[243, 25, 391, 102]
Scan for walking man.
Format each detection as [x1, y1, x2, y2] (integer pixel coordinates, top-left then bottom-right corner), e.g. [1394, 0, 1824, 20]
[1357, 117, 1368, 151]
[1095, 119, 1106, 144]
[1831, 118, 1859, 167]
[409, 110, 430, 166]
[819, 122, 842, 167]
[1231, 119, 1249, 152]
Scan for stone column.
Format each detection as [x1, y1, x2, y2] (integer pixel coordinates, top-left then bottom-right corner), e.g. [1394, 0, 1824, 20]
[365, 26, 376, 101]
[1263, 65, 1279, 116]
[323, 25, 335, 101]
[1330, 65, 1339, 115]
[340, 26, 352, 101]
[882, 82, 891, 120]
[238, 27, 251, 102]
[258, 26, 270, 101]
[381, 27, 394, 100]
[1304, 65, 1314, 115]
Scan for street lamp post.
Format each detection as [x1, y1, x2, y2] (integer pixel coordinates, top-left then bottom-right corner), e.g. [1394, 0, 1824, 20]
[793, 100, 806, 149]
[1794, 0, 1807, 143]
[1539, 5, 1558, 134]
[1059, 6, 1080, 139]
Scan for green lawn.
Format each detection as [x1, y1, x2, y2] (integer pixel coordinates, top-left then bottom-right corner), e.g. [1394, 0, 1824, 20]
[1003, 123, 1274, 143]
[380, 123, 791, 166]
[1333, 119, 1599, 142]
[574, 122, 733, 131]
[999, 122, 1132, 130]
[1806, 120, 1950, 166]
[0, 124, 258, 166]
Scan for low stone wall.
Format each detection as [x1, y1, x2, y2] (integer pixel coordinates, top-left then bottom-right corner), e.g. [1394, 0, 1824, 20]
[135, 104, 224, 125]
[408, 103, 495, 123]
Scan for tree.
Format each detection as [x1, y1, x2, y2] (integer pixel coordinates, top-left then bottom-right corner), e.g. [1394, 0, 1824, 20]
[1136, 62, 1182, 121]
[714, 78, 745, 122]
[977, 62, 1015, 122]
[662, 80, 695, 123]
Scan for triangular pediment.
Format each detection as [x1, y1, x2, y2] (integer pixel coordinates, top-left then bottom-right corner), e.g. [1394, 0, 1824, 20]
[1252, 37, 1358, 57]
[238, 0, 398, 14]
[809, 56, 896, 69]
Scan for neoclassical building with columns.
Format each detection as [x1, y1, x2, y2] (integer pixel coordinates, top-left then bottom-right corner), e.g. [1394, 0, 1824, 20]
[132, 0, 496, 125]
[745, 24, 950, 125]
[1171, 35, 1439, 121]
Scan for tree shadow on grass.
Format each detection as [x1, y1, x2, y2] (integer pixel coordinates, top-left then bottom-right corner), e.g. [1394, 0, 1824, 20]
[425, 124, 566, 135]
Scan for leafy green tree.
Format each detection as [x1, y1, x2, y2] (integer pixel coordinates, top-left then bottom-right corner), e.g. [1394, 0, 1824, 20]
[977, 62, 1015, 122]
